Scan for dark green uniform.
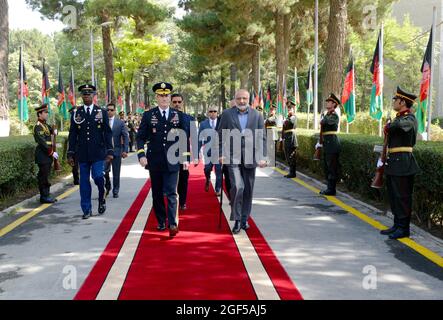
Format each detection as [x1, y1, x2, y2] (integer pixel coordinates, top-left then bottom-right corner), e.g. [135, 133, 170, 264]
[321, 110, 341, 194]
[33, 120, 55, 202]
[265, 113, 278, 162]
[282, 115, 298, 177]
[385, 110, 420, 237]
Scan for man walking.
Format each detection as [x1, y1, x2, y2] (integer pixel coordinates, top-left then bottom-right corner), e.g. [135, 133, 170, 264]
[218, 89, 267, 234]
[67, 84, 114, 219]
[104, 103, 129, 199]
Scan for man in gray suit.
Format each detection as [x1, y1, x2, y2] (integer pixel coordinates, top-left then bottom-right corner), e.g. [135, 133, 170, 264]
[105, 103, 129, 198]
[218, 89, 267, 234]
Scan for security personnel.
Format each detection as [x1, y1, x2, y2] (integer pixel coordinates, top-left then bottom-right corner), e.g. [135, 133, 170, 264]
[67, 84, 114, 219]
[68, 105, 79, 185]
[282, 97, 298, 178]
[33, 104, 58, 203]
[380, 86, 420, 239]
[315, 93, 341, 196]
[137, 82, 190, 237]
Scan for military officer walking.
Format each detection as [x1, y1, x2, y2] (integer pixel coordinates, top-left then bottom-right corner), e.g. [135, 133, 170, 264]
[33, 104, 58, 203]
[137, 82, 190, 237]
[67, 84, 114, 219]
[380, 87, 420, 239]
[282, 97, 298, 178]
[315, 93, 341, 196]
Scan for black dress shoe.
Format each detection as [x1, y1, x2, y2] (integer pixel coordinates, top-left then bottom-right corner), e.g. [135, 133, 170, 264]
[170, 226, 179, 237]
[82, 211, 92, 220]
[319, 189, 336, 196]
[73, 180, 80, 186]
[380, 225, 398, 235]
[157, 224, 166, 231]
[40, 197, 56, 204]
[285, 174, 296, 178]
[98, 199, 106, 215]
[241, 222, 250, 231]
[389, 227, 410, 240]
[232, 221, 241, 234]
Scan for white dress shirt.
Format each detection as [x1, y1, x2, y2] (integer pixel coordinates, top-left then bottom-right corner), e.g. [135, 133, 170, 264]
[159, 107, 170, 120]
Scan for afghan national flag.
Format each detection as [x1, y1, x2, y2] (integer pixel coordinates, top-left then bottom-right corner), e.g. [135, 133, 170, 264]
[282, 76, 288, 115]
[57, 67, 69, 120]
[342, 54, 356, 124]
[67, 67, 76, 110]
[369, 30, 383, 121]
[277, 92, 283, 116]
[41, 60, 51, 116]
[259, 87, 265, 110]
[265, 83, 272, 112]
[253, 89, 260, 108]
[117, 91, 123, 113]
[417, 28, 432, 134]
[293, 68, 300, 111]
[250, 90, 256, 109]
[306, 64, 313, 106]
[17, 47, 29, 122]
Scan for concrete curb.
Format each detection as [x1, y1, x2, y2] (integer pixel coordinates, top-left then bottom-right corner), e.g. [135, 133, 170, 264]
[275, 161, 443, 255]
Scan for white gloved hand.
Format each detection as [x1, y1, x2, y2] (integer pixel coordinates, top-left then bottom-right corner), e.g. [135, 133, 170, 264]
[53, 129, 58, 136]
[53, 152, 59, 160]
[315, 143, 323, 149]
[377, 158, 384, 168]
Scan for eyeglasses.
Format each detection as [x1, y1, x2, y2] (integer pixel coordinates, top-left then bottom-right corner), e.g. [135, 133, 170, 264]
[107, 109, 115, 112]
[172, 101, 183, 104]
[208, 110, 218, 113]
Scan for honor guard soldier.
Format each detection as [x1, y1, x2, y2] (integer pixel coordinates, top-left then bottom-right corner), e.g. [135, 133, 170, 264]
[136, 82, 191, 237]
[67, 84, 114, 219]
[315, 93, 341, 196]
[282, 97, 298, 178]
[380, 86, 420, 239]
[33, 104, 58, 203]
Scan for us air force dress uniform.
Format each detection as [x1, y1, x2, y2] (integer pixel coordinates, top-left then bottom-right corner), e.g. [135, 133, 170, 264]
[319, 93, 341, 196]
[33, 104, 57, 204]
[67, 85, 114, 219]
[136, 82, 190, 235]
[381, 87, 420, 239]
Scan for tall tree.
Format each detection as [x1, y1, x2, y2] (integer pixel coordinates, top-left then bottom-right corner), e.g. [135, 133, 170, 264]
[0, 0, 9, 136]
[322, 0, 348, 108]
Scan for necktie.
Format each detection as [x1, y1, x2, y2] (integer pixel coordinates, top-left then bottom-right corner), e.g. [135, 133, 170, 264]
[211, 120, 214, 129]
[162, 110, 167, 121]
[87, 107, 91, 116]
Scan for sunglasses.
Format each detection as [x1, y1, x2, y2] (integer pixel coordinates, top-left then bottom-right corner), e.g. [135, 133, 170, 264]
[107, 109, 115, 112]
[172, 101, 183, 104]
[209, 110, 218, 113]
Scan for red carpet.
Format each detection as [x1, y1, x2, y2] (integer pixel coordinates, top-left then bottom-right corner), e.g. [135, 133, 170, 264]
[75, 165, 303, 300]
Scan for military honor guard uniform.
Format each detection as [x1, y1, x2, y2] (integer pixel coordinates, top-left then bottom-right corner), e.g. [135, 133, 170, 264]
[380, 87, 420, 239]
[33, 104, 58, 204]
[136, 82, 190, 237]
[316, 93, 341, 196]
[282, 97, 298, 178]
[67, 84, 114, 219]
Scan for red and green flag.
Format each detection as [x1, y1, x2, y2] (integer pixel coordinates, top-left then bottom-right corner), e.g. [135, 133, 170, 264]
[17, 46, 29, 122]
[67, 67, 76, 110]
[341, 54, 356, 123]
[117, 91, 123, 113]
[282, 76, 288, 115]
[265, 83, 272, 113]
[41, 60, 51, 116]
[417, 28, 432, 134]
[369, 30, 383, 121]
[259, 87, 264, 110]
[57, 66, 69, 120]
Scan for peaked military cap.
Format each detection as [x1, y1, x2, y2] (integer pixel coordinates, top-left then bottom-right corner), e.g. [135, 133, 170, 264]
[288, 96, 297, 106]
[393, 86, 417, 106]
[325, 93, 341, 106]
[78, 84, 96, 94]
[35, 103, 49, 113]
[152, 82, 173, 95]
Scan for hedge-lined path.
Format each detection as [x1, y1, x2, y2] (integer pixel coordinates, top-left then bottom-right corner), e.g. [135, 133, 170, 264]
[0, 154, 442, 299]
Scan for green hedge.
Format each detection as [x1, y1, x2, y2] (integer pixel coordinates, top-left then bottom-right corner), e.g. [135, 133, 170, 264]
[278, 129, 443, 228]
[0, 135, 69, 196]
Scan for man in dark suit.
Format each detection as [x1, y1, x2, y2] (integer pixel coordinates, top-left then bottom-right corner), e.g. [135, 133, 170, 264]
[104, 103, 129, 198]
[67, 84, 114, 220]
[136, 82, 190, 237]
[198, 105, 222, 196]
[218, 89, 268, 234]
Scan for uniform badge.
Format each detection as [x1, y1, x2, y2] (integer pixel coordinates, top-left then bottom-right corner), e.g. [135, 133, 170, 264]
[75, 113, 83, 123]
[171, 113, 179, 125]
[95, 109, 103, 121]
[153, 128, 157, 133]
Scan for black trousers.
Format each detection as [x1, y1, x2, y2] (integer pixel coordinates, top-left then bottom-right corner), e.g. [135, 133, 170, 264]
[150, 170, 179, 228]
[37, 163, 52, 197]
[72, 158, 79, 184]
[105, 156, 122, 195]
[178, 165, 189, 206]
[386, 175, 414, 229]
[323, 153, 340, 191]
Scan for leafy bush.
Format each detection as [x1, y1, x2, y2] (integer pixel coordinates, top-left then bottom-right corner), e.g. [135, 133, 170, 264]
[279, 129, 443, 229]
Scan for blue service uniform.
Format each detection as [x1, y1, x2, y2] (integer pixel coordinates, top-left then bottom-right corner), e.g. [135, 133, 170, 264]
[68, 105, 114, 214]
[136, 107, 190, 228]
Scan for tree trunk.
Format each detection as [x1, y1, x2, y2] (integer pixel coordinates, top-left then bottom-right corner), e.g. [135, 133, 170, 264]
[230, 64, 237, 100]
[125, 86, 131, 114]
[283, 14, 292, 83]
[143, 75, 149, 108]
[275, 12, 285, 97]
[0, 0, 9, 132]
[220, 67, 226, 111]
[322, 0, 347, 108]
[101, 21, 115, 104]
[239, 64, 249, 90]
[251, 36, 260, 94]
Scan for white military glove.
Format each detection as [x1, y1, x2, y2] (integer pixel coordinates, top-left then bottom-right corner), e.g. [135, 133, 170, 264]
[53, 152, 59, 160]
[315, 143, 323, 149]
[377, 158, 384, 168]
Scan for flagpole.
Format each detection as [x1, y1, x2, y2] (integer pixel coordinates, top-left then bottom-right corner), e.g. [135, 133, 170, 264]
[58, 62, 63, 132]
[90, 27, 95, 86]
[71, 66, 76, 105]
[378, 23, 384, 137]
[427, 6, 437, 141]
[314, 0, 319, 131]
[20, 45, 24, 136]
